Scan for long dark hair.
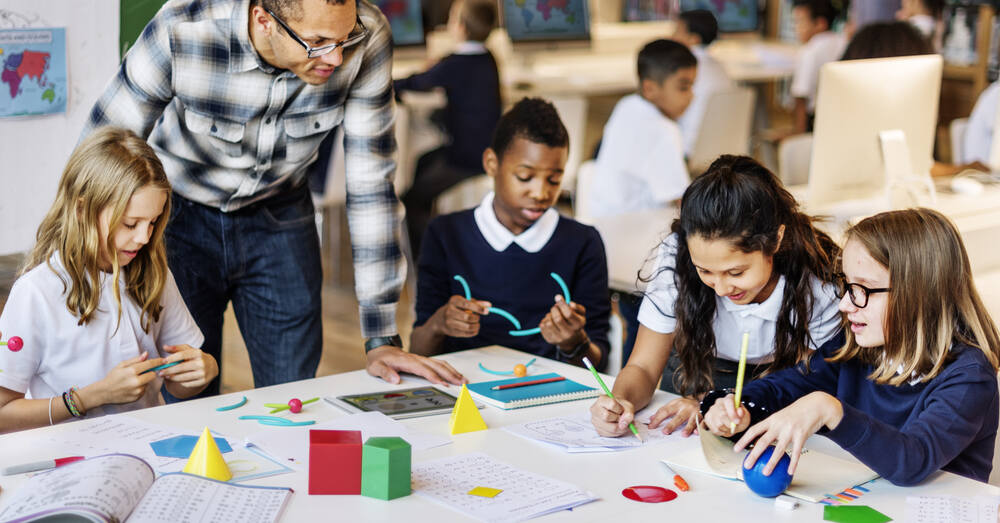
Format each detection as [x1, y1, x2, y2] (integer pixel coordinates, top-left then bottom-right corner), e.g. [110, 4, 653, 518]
[651, 155, 839, 396]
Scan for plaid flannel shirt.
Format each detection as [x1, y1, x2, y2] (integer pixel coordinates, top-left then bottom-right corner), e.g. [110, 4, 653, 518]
[82, 0, 404, 338]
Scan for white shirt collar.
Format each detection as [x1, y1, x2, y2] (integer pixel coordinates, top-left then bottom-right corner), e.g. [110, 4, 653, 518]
[719, 275, 787, 321]
[473, 192, 559, 253]
[454, 41, 487, 55]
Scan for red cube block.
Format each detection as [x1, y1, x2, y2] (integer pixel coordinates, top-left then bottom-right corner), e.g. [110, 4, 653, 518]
[309, 429, 362, 495]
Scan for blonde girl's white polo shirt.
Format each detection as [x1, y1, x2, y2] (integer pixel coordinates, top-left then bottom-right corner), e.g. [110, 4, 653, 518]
[636, 234, 841, 364]
[0, 254, 204, 418]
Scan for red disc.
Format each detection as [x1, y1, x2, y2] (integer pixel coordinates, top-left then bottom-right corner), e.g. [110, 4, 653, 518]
[622, 485, 678, 503]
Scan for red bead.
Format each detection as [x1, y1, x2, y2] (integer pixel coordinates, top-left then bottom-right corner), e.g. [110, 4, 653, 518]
[6, 336, 22, 352]
[288, 398, 302, 413]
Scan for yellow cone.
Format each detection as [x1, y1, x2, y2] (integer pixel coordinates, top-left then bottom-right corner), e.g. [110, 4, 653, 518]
[449, 384, 487, 435]
[183, 427, 232, 481]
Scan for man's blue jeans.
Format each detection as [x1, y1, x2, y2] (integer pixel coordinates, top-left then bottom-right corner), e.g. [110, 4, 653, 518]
[163, 183, 323, 400]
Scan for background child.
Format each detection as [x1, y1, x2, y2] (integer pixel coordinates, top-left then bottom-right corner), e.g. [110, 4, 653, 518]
[0, 127, 217, 432]
[590, 155, 841, 437]
[896, 0, 942, 45]
[672, 9, 735, 156]
[395, 0, 501, 260]
[840, 21, 933, 60]
[587, 38, 696, 219]
[963, 77, 1000, 166]
[410, 98, 611, 368]
[790, 0, 846, 134]
[705, 208, 1000, 485]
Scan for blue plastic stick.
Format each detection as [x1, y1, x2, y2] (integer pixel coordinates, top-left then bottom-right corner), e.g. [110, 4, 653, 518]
[478, 357, 537, 375]
[487, 306, 521, 329]
[508, 327, 542, 336]
[215, 396, 247, 412]
[453, 275, 472, 300]
[258, 419, 316, 427]
[550, 272, 571, 302]
[141, 360, 182, 375]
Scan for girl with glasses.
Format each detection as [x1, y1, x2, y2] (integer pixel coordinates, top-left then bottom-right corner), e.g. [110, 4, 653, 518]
[704, 208, 1000, 485]
[590, 155, 842, 437]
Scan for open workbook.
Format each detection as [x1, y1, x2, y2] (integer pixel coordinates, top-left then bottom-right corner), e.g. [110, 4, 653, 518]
[662, 425, 879, 503]
[0, 454, 291, 523]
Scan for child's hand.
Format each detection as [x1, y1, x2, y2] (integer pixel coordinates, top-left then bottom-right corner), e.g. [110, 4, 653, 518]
[158, 344, 219, 389]
[94, 353, 165, 406]
[704, 393, 750, 437]
[590, 395, 636, 437]
[649, 397, 701, 436]
[433, 296, 490, 338]
[540, 295, 587, 349]
[735, 391, 843, 476]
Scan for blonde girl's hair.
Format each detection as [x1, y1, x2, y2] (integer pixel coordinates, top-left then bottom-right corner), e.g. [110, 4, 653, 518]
[830, 208, 1000, 383]
[22, 127, 172, 331]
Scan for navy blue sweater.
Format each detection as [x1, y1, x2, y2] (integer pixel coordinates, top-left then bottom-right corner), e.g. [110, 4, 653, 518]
[414, 210, 611, 367]
[741, 331, 999, 485]
[393, 51, 501, 170]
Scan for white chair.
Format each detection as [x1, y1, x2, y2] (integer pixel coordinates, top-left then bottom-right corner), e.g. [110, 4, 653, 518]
[571, 160, 598, 224]
[548, 96, 588, 199]
[951, 117, 969, 165]
[687, 87, 756, 175]
[434, 174, 493, 215]
[778, 133, 814, 187]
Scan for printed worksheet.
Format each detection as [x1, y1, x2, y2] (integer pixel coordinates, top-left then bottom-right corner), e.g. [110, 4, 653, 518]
[412, 453, 598, 522]
[504, 412, 681, 452]
[905, 495, 1000, 523]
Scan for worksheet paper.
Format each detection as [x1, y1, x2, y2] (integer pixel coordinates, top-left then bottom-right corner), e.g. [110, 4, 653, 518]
[412, 453, 598, 522]
[246, 411, 450, 467]
[904, 495, 1000, 523]
[504, 412, 681, 452]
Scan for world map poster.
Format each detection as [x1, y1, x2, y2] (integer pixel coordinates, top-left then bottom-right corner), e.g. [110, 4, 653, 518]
[0, 28, 67, 118]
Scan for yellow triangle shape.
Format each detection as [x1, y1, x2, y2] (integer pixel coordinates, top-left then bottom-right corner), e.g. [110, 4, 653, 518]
[183, 427, 232, 481]
[449, 384, 487, 435]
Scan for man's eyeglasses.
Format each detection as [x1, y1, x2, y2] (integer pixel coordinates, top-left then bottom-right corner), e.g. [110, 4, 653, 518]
[265, 8, 368, 59]
[835, 274, 890, 308]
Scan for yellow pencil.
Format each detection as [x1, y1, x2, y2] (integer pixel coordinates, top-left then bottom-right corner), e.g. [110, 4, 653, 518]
[731, 332, 750, 433]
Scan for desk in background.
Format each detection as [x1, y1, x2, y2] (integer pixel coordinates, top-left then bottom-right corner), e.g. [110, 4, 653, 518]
[0, 346, 994, 521]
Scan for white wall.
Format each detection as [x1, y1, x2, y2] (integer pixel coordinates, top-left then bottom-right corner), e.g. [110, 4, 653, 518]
[0, 1, 119, 255]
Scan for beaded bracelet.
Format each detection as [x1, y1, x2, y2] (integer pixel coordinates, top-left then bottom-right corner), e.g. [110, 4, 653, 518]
[63, 387, 83, 418]
[61, 390, 74, 417]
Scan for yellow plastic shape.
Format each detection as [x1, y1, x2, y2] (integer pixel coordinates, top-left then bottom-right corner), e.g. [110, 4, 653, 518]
[182, 427, 232, 481]
[468, 486, 503, 498]
[449, 384, 487, 435]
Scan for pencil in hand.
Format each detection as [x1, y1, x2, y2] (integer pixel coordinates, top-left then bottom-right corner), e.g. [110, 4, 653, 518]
[731, 332, 750, 433]
[582, 357, 644, 443]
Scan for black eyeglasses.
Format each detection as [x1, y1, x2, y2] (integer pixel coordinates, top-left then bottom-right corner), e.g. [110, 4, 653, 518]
[265, 8, 368, 59]
[835, 274, 890, 308]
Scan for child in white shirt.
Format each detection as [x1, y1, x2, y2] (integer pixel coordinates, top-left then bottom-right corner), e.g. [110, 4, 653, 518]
[0, 127, 217, 432]
[790, 0, 847, 133]
[673, 9, 735, 156]
[589, 39, 697, 219]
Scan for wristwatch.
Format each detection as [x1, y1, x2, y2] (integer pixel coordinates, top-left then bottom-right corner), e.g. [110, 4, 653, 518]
[558, 333, 591, 360]
[364, 335, 403, 353]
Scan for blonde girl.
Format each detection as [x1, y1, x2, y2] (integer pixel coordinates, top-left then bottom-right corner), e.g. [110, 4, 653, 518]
[705, 208, 1000, 485]
[0, 127, 217, 432]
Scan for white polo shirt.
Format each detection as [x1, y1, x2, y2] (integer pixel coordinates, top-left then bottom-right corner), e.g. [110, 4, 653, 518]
[589, 94, 690, 218]
[0, 254, 204, 418]
[637, 234, 841, 363]
[678, 45, 735, 155]
[790, 31, 847, 112]
[963, 81, 1000, 164]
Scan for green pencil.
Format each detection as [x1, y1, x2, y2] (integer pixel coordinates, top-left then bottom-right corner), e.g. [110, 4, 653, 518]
[582, 356, 643, 442]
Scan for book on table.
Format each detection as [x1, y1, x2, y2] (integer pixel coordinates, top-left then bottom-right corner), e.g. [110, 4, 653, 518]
[465, 372, 599, 409]
[0, 453, 291, 523]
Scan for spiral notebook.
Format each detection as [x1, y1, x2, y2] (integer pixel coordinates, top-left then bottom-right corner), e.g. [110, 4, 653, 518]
[466, 373, 599, 409]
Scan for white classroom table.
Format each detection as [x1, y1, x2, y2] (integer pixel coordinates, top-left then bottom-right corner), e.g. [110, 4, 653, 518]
[0, 346, 996, 521]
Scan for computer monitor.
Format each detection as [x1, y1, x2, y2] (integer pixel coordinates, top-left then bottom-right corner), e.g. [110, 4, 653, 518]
[679, 0, 758, 33]
[374, 0, 425, 47]
[807, 55, 942, 210]
[622, 0, 673, 22]
[500, 0, 590, 49]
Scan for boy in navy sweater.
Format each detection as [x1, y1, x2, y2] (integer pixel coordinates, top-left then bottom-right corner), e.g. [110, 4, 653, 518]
[410, 98, 611, 369]
[396, 0, 502, 260]
[703, 208, 1000, 485]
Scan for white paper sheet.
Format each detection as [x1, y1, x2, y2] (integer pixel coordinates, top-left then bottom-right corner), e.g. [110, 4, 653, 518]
[504, 412, 682, 452]
[246, 411, 450, 467]
[412, 452, 598, 523]
[904, 495, 1000, 523]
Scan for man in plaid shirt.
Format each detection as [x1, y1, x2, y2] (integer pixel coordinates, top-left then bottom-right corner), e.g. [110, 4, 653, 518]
[82, 0, 465, 397]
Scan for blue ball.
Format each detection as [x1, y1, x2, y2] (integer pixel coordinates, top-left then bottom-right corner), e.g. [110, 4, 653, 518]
[742, 446, 793, 498]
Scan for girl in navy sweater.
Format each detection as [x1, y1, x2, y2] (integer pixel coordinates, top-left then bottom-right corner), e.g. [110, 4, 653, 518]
[704, 208, 1000, 485]
[410, 98, 610, 368]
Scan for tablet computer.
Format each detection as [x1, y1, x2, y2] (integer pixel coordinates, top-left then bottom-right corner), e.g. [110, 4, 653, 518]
[324, 387, 461, 419]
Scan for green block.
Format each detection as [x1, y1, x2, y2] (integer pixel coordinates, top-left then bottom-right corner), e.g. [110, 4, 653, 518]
[823, 505, 892, 523]
[361, 437, 411, 500]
